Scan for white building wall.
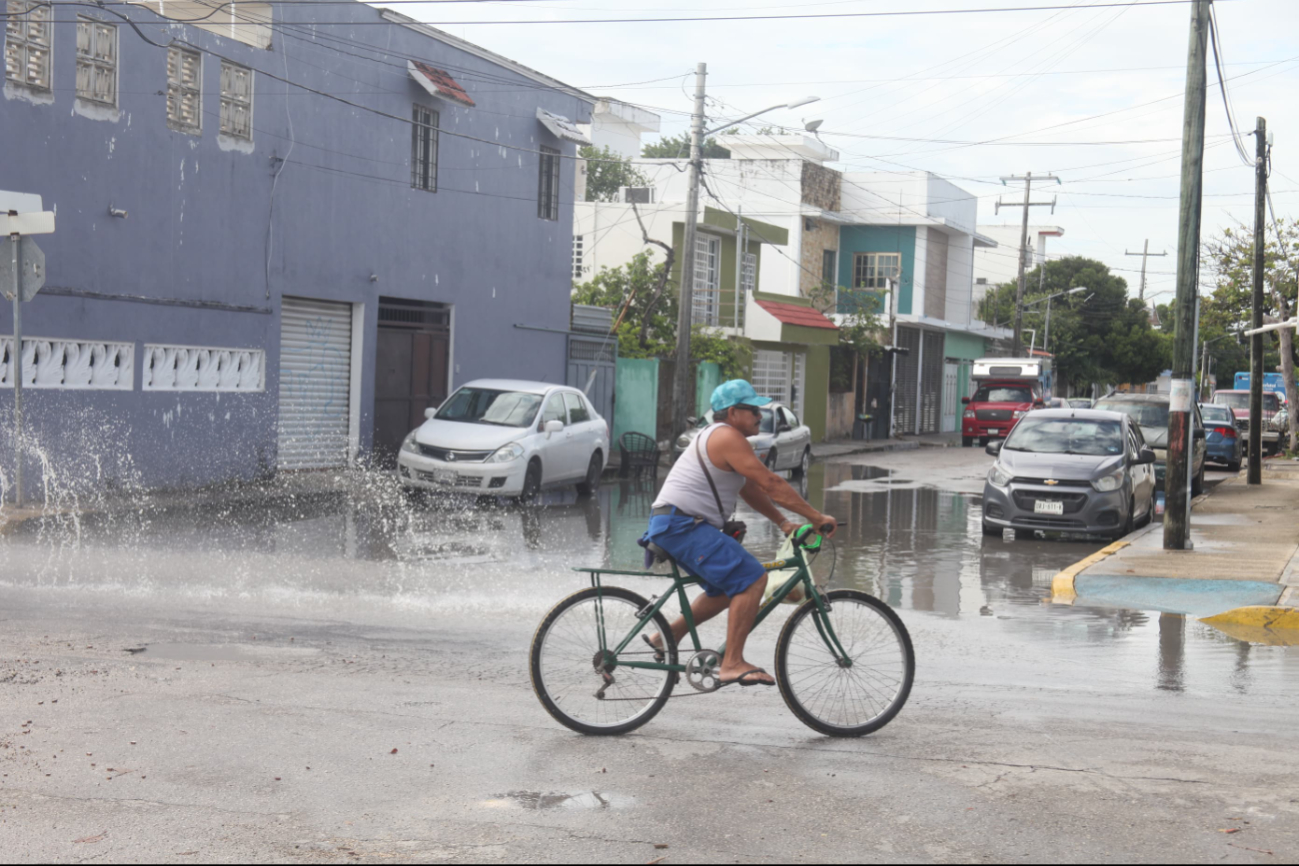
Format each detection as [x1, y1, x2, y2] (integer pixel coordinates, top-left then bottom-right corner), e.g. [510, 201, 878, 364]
[945, 233, 976, 327]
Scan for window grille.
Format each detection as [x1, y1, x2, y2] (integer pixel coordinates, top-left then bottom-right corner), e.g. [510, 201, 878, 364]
[75, 16, 116, 105]
[166, 46, 202, 134]
[411, 104, 439, 192]
[572, 235, 585, 281]
[691, 235, 721, 326]
[852, 252, 901, 289]
[538, 146, 560, 220]
[219, 61, 253, 140]
[4, 1, 52, 91]
[741, 252, 757, 294]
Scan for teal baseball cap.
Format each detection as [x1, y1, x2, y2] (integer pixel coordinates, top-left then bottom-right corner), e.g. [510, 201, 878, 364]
[711, 379, 773, 414]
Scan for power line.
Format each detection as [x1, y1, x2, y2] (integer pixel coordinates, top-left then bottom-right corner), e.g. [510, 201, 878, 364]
[1206, 1, 1254, 167]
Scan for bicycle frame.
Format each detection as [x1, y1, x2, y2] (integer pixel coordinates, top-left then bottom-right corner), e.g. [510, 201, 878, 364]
[573, 538, 854, 675]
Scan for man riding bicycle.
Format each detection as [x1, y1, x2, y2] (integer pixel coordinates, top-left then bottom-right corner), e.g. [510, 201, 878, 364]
[643, 380, 838, 688]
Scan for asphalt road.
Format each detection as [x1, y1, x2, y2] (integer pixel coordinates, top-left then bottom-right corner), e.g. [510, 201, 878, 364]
[0, 449, 1291, 863]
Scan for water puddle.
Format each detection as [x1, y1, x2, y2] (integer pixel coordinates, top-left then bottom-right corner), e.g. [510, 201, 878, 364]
[482, 791, 632, 811]
[135, 643, 254, 662]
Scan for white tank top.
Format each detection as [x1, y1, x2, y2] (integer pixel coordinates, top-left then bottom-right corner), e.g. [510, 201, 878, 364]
[653, 424, 749, 528]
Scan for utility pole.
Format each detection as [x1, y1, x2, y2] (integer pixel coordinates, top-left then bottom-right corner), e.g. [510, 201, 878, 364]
[1164, 0, 1209, 551]
[670, 62, 708, 427]
[1125, 239, 1168, 302]
[1248, 115, 1268, 485]
[996, 173, 1059, 356]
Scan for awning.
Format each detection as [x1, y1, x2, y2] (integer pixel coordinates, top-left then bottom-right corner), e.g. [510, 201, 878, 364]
[408, 60, 475, 107]
[755, 299, 838, 331]
[537, 107, 591, 146]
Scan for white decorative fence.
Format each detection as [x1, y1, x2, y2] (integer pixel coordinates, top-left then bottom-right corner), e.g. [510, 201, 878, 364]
[142, 344, 265, 392]
[0, 337, 135, 389]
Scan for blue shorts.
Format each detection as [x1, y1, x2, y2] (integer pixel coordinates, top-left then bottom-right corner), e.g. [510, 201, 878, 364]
[645, 511, 767, 598]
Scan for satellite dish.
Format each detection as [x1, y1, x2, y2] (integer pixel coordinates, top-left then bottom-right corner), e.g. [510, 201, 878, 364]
[804, 119, 824, 132]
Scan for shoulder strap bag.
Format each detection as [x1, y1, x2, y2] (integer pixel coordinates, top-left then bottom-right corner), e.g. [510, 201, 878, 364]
[695, 429, 748, 543]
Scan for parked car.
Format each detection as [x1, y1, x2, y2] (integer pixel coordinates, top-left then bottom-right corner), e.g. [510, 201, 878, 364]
[396, 379, 609, 500]
[1092, 392, 1206, 494]
[1199, 403, 1243, 472]
[673, 403, 813, 476]
[1211, 389, 1282, 456]
[981, 409, 1157, 540]
[1044, 397, 1069, 409]
[962, 381, 1044, 447]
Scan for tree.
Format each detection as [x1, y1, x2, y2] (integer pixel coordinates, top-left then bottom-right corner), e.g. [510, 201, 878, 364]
[573, 253, 677, 359]
[642, 133, 732, 159]
[977, 256, 1170, 391]
[579, 145, 648, 203]
[1203, 219, 1299, 451]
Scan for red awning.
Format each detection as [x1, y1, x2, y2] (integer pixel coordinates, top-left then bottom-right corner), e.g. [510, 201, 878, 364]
[408, 60, 476, 107]
[754, 299, 838, 330]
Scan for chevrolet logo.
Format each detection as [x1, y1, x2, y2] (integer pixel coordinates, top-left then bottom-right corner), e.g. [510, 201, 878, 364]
[445, 452, 456, 462]
[1043, 479, 1059, 486]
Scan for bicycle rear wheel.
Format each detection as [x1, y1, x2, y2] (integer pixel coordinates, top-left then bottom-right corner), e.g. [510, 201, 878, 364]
[775, 589, 914, 737]
[530, 586, 678, 736]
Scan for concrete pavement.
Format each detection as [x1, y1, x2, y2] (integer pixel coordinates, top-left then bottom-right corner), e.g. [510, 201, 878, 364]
[1053, 461, 1299, 631]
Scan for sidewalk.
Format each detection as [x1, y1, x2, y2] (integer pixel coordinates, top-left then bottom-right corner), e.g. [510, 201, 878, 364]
[1053, 461, 1299, 635]
[811, 431, 961, 462]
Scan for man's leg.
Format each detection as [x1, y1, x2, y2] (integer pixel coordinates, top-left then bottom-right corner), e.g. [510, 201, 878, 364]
[718, 574, 773, 685]
[655, 591, 730, 649]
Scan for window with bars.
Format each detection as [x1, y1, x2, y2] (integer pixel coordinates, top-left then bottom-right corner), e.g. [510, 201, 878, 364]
[5, 1, 52, 91]
[219, 61, 252, 140]
[411, 104, 439, 192]
[690, 234, 721, 326]
[538, 146, 560, 220]
[166, 46, 202, 134]
[741, 251, 757, 295]
[75, 16, 116, 105]
[852, 252, 902, 289]
[572, 235, 585, 281]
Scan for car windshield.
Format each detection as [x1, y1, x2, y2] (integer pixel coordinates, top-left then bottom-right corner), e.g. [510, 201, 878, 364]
[1200, 405, 1234, 424]
[1094, 399, 1169, 428]
[1068, 399, 1092, 409]
[973, 386, 1033, 403]
[1004, 416, 1124, 456]
[434, 388, 543, 427]
[696, 408, 775, 433]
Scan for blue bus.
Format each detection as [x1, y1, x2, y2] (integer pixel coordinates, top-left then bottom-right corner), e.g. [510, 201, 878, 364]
[1234, 372, 1291, 401]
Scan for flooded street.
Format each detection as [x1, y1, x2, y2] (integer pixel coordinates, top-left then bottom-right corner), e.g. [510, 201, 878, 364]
[1, 448, 1296, 862]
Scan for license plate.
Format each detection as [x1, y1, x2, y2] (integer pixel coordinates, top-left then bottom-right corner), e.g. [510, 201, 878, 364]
[1034, 499, 1065, 515]
[434, 469, 456, 485]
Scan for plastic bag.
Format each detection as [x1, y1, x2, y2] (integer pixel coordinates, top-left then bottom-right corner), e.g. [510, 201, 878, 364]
[761, 532, 807, 606]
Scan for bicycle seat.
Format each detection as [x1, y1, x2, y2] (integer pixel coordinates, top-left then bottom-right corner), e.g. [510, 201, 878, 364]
[645, 541, 674, 564]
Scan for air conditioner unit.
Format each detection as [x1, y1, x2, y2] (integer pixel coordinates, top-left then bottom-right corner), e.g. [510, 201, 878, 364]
[622, 187, 655, 204]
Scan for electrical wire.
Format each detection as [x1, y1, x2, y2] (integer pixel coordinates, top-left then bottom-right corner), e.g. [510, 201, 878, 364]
[1207, 1, 1254, 167]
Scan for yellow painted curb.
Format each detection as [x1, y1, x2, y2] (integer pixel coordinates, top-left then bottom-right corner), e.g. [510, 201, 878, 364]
[1202, 606, 1299, 630]
[1050, 539, 1131, 602]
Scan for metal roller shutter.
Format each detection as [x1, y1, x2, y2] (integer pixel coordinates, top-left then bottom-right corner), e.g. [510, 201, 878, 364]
[893, 326, 920, 435]
[920, 330, 944, 434]
[278, 297, 353, 470]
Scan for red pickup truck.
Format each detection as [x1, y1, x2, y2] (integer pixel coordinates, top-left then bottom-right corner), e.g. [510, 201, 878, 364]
[961, 379, 1044, 447]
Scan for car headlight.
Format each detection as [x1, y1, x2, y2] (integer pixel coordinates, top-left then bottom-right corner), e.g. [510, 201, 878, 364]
[1012, 409, 1027, 419]
[402, 432, 420, 454]
[488, 442, 525, 463]
[963, 410, 975, 419]
[1092, 467, 1126, 493]
[988, 463, 1012, 489]
[676, 434, 692, 449]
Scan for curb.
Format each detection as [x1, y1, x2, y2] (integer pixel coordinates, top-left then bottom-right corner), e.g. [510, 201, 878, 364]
[1202, 605, 1299, 630]
[1049, 520, 1161, 602]
[811, 441, 920, 462]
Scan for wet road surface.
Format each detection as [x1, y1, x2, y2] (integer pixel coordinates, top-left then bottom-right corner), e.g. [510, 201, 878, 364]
[0, 448, 1294, 862]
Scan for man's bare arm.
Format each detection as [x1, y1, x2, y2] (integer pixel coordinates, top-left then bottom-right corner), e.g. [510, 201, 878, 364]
[710, 426, 836, 537]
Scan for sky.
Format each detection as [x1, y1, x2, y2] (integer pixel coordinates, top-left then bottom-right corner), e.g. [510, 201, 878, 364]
[385, 0, 1299, 305]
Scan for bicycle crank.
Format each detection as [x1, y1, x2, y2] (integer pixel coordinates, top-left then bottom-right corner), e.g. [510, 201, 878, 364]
[685, 649, 722, 693]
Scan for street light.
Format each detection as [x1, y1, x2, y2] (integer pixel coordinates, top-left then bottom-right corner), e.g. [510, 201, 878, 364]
[670, 67, 822, 429]
[1023, 286, 1091, 355]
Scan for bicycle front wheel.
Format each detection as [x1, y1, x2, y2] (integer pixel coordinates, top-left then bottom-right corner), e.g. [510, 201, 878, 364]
[776, 589, 914, 737]
[530, 586, 678, 736]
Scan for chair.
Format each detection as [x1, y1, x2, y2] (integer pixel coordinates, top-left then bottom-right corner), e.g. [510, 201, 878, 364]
[618, 431, 660, 482]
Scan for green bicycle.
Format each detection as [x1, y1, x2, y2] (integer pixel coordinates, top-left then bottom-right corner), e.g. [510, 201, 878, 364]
[529, 525, 915, 737]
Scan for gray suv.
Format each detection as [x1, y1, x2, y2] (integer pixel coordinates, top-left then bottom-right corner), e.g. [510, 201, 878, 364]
[1092, 392, 1206, 494]
[982, 409, 1157, 540]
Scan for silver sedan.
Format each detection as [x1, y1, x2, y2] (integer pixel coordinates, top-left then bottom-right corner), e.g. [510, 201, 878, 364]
[672, 403, 814, 476]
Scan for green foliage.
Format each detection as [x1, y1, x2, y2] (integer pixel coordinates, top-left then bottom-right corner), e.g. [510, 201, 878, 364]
[642, 132, 732, 159]
[807, 280, 883, 357]
[572, 253, 677, 359]
[690, 325, 751, 380]
[579, 145, 648, 203]
[1202, 220, 1299, 379]
[976, 256, 1169, 387]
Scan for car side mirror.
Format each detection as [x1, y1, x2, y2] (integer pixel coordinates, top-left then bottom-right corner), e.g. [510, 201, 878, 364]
[1136, 448, 1157, 465]
[985, 440, 1004, 457]
[686, 416, 697, 427]
[961, 396, 970, 405]
[1194, 428, 1206, 440]
[425, 408, 437, 420]
[777, 422, 791, 433]
[1033, 400, 1045, 409]
[544, 419, 564, 434]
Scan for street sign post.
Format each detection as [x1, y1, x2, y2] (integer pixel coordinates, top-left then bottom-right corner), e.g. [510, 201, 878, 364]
[3, 190, 55, 509]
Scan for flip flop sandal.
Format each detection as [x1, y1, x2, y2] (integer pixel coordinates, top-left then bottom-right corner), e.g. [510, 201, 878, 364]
[721, 668, 775, 688]
[641, 634, 665, 663]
